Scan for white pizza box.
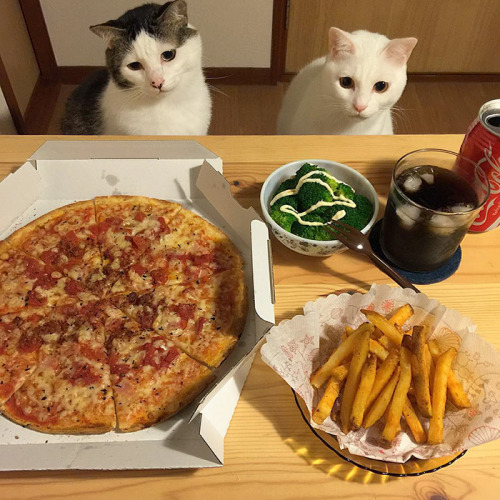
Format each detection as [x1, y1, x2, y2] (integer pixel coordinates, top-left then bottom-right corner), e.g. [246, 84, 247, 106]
[0, 140, 275, 471]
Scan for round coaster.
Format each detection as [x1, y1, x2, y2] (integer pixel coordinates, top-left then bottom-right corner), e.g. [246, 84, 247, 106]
[368, 220, 462, 285]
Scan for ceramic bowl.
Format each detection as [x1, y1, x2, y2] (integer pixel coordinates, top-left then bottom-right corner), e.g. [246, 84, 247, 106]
[260, 159, 379, 256]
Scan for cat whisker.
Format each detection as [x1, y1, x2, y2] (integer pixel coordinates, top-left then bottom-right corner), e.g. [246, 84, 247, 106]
[207, 84, 229, 98]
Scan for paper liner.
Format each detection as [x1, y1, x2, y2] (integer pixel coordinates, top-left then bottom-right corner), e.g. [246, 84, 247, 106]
[261, 284, 500, 463]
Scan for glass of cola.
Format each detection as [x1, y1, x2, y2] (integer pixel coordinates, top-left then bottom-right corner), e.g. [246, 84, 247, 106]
[380, 149, 490, 272]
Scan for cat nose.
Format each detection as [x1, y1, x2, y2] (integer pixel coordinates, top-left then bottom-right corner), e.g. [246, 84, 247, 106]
[354, 103, 367, 113]
[151, 78, 164, 90]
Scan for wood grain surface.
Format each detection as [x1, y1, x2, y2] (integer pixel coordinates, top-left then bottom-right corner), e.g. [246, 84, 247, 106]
[285, 0, 500, 74]
[0, 135, 499, 499]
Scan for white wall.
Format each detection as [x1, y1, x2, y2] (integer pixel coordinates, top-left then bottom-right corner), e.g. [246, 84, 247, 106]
[0, 87, 17, 135]
[41, 0, 273, 68]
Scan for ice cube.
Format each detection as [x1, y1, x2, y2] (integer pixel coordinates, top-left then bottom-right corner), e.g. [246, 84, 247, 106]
[446, 203, 475, 213]
[396, 204, 421, 228]
[402, 175, 422, 193]
[421, 173, 434, 184]
[429, 213, 470, 235]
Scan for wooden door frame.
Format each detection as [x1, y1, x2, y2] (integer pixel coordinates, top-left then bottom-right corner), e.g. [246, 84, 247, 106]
[270, 0, 289, 84]
[0, 54, 27, 134]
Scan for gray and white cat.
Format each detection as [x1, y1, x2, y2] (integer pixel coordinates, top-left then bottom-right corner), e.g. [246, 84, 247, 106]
[277, 28, 417, 135]
[62, 1, 211, 135]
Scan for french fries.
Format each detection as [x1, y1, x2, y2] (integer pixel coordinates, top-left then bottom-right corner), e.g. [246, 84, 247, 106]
[389, 304, 414, 327]
[312, 365, 349, 424]
[363, 367, 400, 428]
[361, 309, 403, 346]
[351, 355, 377, 429]
[402, 398, 426, 444]
[428, 340, 471, 408]
[309, 302, 472, 449]
[382, 347, 412, 443]
[340, 330, 370, 433]
[310, 322, 374, 389]
[407, 326, 433, 417]
[428, 347, 457, 444]
[366, 348, 399, 409]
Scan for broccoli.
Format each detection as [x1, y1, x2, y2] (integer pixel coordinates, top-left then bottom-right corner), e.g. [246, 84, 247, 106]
[269, 205, 297, 232]
[335, 182, 355, 200]
[294, 163, 338, 192]
[291, 215, 334, 241]
[294, 163, 325, 179]
[270, 178, 298, 210]
[340, 194, 374, 230]
[297, 182, 333, 211]
[315, 203, 347, 221]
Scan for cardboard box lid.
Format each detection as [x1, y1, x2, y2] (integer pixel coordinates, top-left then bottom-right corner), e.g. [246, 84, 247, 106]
[29, 140, 220, 161]
[0, 140, 275, 470]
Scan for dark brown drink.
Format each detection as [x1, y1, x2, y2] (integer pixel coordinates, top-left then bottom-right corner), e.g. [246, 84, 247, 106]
[381, 162, 480, 272]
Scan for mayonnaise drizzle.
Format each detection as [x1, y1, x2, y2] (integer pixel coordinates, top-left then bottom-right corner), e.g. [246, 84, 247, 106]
[270, 166, 356, 226]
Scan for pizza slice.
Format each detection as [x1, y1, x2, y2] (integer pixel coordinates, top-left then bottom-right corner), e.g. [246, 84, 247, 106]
[7, 201, 106, 293]
[1, 307, 116, 433]
[108, 331, 213, 432]
[101, 305, 214, 431]
[95, 196, 182, 283]
[0, 241, 96, 315]
[111, 269, 248, 367]
[146, 208, 244, 285]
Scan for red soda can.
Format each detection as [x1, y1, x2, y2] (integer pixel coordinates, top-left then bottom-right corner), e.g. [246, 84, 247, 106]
[459, 99, 500, 232]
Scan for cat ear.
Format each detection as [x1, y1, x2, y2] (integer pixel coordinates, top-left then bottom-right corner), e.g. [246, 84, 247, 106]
[382, 37, 418, 65]
[328, 28, 355, 58]
[157, 0, 188, 27]
[90, 23, 125, 48]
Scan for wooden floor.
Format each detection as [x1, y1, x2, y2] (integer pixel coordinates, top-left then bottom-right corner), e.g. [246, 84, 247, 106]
[47, 79, 500, 135]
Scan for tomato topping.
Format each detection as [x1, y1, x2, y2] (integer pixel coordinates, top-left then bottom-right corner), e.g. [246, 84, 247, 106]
[64, 230, 80, 245]
[65, 280, 85, 296]
[162, 347, 179, 368]
[105, 216, 123, 226]
[79, 344, 101, 360]
[27, 313, 43, 323]
[157, 217, 170, 234]
[17, 333, 42, 353]
[131, 263, 147, 276]
[27, 292, 46, 307]
[141, 341, 179, 370]
[174, 304, 196, 329]
[88, 224, 99, 237]
[196, 317, 207, 336]
[97, 220, 111, 234]
[134, 211, 146, 222]
[109, 353, 129, 378]
[142, 341, 158, 368]
[151, 267, 168, 285]
[132, 236, 148, 251]
[193, 253, 213, 266]
[40, 249, 57, 264]
[67, 363, 101, 386]
[34, 273, 57, 290]
[138, 311, 155, 330]
[24, 257, 44, 279]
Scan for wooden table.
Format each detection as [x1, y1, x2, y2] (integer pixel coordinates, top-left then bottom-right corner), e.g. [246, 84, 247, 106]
[0, 135, 499, 499]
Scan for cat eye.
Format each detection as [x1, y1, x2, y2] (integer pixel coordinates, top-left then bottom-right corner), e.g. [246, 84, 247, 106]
[374, 81, 389, 93]
[161, 50, 176, 62]
[127, 62, 143, 71]
[339, 77, 354, 89]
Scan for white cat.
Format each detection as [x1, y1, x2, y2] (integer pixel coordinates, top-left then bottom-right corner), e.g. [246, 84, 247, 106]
[277, 28, 417, 135]
[62, 1, 211, 135]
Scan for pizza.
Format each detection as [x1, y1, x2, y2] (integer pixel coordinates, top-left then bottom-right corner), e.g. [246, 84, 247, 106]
[0, 196, 247, 434]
